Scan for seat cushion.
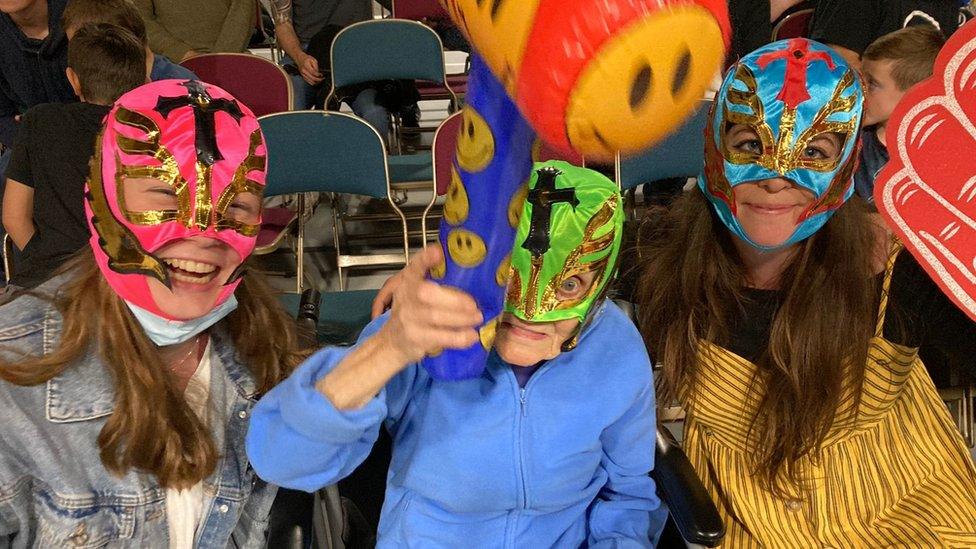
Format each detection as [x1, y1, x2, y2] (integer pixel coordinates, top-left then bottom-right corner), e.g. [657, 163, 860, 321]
[388, 152, 433, 184]
[278, 289, 379, 345]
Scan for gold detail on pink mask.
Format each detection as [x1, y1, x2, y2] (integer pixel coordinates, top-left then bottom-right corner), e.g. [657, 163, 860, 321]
[114, 107, 191, 227]
[215, 129, 266, 237]
[113, 107, 265, 239]
[87, 130, 169, 284]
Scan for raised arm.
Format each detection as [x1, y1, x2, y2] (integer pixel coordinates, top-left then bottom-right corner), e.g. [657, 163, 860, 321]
[246, 246, 482, 489]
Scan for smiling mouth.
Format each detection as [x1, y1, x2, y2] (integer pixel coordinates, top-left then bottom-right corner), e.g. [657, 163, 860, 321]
[501, 321, 548, 341]
[162, 258, 219, 285]
[746, 203, 798, 214]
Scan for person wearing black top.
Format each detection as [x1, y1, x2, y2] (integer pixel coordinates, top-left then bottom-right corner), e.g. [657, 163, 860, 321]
[809, 0, 959, 69]
[0, 0, 74, 151]
[1, 24, 146, 291]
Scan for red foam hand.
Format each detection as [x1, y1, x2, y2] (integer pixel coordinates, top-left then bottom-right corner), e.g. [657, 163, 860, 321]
[875, 20, 976, 320]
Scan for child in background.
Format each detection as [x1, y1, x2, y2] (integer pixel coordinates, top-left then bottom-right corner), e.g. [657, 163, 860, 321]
[1, 24, 147, 291]
[855, 25, 945, 202]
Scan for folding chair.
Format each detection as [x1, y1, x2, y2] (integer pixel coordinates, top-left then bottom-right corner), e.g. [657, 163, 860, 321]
[327, 19, 459, 162]
[391, 0, 470, 101]
[260, 111, 409, 343]
[423, 111, 463, 243]
[391, 0, 448, 20]
[2, 233, 12, 284]
[180, 53, 292, 117]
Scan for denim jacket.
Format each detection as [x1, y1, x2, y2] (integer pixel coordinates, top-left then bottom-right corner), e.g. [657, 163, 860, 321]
[0, 278, 276, 548]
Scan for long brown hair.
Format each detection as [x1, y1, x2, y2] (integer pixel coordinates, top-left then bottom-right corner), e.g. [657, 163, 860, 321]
[635, 189, 879, 494]
[0, 252, 309, 490]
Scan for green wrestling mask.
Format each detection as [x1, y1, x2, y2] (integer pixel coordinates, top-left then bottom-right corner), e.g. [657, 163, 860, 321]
[504, 161, 624, 327]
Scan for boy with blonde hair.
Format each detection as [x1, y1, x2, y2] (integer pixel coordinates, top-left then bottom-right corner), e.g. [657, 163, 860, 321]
[855, 24, 945, 201]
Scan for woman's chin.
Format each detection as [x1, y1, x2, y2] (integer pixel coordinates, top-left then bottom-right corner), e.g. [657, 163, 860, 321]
[147, 279, 223, 320]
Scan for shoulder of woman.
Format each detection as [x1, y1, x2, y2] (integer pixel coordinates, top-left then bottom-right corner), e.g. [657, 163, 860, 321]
[580, 301, 653, 380]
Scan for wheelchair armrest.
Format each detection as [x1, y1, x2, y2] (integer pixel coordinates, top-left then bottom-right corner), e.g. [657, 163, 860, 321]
[652, 425, 725, 547]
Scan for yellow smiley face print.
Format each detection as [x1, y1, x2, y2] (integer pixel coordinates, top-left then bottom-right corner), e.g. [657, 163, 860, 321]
[495, 253, 511, 286]
[443, 168, 470, 225]
[456, 107, 495, 173]
[447, 228, 487, 268]
[431, 249, 446, 279]
[565, 5, 725, 159]
[479, 314, 500, 350]
[508, 181, 529, 228]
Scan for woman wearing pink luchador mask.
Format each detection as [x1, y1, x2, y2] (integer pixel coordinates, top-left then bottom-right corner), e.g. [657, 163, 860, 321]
[0, 80, 307, 547]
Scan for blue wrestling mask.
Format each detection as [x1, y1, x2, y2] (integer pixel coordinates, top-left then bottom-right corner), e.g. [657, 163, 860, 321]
[698, 38, 863, 250]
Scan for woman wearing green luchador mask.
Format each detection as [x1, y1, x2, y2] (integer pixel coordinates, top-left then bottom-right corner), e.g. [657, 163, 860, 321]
[246, 161, 668, 547]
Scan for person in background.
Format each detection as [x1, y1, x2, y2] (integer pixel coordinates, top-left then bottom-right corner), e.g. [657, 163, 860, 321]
[809, 0, 957, 69]
[270, 0, 420, 140]
[727, 0, 810, 62]
[132, 0, 256, 63]
[247, 162, 667, 547]
[61, 0, 197, 82]
[855, 25, 945, 202]
[0, 0, 75, 271]
[2, 23, 147, 292]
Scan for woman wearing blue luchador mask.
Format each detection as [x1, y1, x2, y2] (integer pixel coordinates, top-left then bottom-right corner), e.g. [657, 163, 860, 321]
[636, 38, 976, 546]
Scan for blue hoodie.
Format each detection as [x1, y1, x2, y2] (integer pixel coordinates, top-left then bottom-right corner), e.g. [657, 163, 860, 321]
[247, 301, 666, 547]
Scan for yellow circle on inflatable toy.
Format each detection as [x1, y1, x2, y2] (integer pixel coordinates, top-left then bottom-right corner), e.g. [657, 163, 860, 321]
[456, 107, 495, 173]
[479, 314, 500, 350]
[447, 228, 487, 267]
[441, 0, 541, 95]
[495, 253, 511, 286]
[443, 167, 470, 225]
[508, 181, 529, 228]
[566, 5, 725, 159]
[431, 249, 447, 279]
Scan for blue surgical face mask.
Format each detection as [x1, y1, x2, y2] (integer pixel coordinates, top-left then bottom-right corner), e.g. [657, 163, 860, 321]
[698, 38, 864, 251]
[125, 295, 238, 347]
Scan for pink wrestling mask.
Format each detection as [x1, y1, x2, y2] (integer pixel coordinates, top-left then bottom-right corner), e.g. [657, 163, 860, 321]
[85, 80, 266, 321]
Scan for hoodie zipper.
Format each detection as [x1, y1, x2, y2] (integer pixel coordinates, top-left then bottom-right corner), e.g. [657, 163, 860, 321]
[508, 363, 553, 512]
[515, 386, 529, 510]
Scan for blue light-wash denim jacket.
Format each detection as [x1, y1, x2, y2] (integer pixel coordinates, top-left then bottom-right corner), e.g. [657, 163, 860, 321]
[0, 277, 277, 548]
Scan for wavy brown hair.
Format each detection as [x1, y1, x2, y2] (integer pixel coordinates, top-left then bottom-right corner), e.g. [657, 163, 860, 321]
[635, 189, 880, 495]
[0, 252, 309, 490]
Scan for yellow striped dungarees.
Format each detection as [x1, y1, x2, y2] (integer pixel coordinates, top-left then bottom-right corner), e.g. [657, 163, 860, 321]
[681, 246, 976, 547]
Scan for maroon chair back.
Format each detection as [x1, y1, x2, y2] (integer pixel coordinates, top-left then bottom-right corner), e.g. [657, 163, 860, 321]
[392, 0, 449, 21]
[432, 111, 462, 195]
[771, 8, 814, 41]
[180, 53, 292, 117]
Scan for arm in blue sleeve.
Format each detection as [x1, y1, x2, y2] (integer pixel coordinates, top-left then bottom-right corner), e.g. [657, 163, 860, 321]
[587, 371, 667, 548]
[246, 316, 421, 492]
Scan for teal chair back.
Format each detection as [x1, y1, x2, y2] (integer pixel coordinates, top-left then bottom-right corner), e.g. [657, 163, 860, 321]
[330, 19, 448, 89]
[258, 111, 408, 292]
[259, 111, 391, 199]
[616, 103, 711, 191]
